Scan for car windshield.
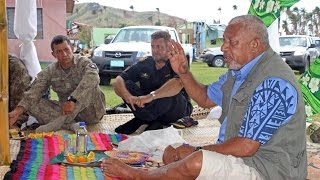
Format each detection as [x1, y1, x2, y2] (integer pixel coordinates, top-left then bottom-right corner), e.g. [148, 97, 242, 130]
[280, 37, 307, 47]
[112, 28, 178, 43]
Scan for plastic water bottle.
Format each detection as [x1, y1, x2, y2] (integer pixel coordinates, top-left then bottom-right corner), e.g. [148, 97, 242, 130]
[76, 122, 88, 155]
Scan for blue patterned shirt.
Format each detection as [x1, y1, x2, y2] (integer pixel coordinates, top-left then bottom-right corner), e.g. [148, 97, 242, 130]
[207, 53, 297, 145]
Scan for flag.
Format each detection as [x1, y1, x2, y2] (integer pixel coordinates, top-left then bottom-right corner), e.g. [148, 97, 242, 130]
[248, 0, 300, 27]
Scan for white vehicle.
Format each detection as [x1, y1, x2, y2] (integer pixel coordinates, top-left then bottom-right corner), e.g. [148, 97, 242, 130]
[200, 47, 225, 67]
[279, 35, 318, 73]
[92, 26, 192, 85]
[311, 36, 320, 57]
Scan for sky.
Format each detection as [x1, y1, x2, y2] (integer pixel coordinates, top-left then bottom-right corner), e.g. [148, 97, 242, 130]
[76, 0, 320, 24]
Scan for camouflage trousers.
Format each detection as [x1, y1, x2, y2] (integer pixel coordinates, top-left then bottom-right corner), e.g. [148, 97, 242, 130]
[29, 92, 106, 132]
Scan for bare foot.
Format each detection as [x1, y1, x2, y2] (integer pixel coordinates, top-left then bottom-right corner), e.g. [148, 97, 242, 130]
[101, 158, 139, 179]
[162, 145, 179, 164]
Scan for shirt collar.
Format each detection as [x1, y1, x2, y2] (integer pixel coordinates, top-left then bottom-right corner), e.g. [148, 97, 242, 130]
[56, 55, 77, 69]
[231, 52, 265, 81]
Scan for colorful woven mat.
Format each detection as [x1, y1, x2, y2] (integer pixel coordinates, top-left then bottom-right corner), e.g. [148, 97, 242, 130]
[4, 133, 127, 180]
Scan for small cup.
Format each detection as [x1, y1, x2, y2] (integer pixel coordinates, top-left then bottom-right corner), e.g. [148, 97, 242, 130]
[64, 138, 75, 156]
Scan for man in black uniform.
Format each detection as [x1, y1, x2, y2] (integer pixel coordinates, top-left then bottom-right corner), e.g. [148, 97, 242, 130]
[113, 31, 193, 135]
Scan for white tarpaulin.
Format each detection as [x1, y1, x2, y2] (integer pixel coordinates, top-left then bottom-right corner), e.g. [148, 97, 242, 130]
[14, 0, 41, 80]
[117, 126, 186, 162]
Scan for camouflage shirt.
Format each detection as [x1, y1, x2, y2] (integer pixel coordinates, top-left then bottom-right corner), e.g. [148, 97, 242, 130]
[9, 54, 32, 111]
[18, 54, 103, 110]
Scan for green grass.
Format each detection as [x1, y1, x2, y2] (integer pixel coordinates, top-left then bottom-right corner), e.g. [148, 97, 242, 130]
[190, 61, 226, 84]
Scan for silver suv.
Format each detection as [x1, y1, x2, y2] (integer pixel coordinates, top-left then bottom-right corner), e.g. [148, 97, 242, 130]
[279, 35, 318, 73]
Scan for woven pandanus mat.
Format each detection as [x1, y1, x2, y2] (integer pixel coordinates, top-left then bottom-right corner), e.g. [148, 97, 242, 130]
[0, 140, 21, 179]
[9, 140, 20, 161]
[182, 119, 220, 145]
[84, 105, 212, 134]
[0, 166, 10, 180]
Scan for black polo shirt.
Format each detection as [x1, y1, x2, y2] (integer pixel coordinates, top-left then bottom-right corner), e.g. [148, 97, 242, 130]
[120, 56, 178, 95]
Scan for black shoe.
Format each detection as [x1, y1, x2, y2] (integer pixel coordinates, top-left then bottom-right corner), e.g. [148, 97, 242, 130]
[171, 117, 198, 129]
[115, 118, 145, 135]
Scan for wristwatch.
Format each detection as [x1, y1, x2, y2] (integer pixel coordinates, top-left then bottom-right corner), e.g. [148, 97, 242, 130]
[150, 91, 156, 100]
[67, 96, 77, 103]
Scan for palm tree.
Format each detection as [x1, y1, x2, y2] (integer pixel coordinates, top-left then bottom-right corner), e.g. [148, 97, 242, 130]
[232, 5, 237, 17]
[282, 20, 290, 35]
[218, 7, 221, 23]
[156, 8, 160, 25]
[232, 5, 237, 11]
[305, 12, 314, 35]
[300, 8, 306, 34]
[288, 7, 299, 34]
[313, 7, 320, 35]
[129, 5, 134, 13]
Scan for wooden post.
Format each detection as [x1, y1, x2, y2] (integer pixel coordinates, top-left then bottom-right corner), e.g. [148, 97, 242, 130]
[0, 0, 11, 165]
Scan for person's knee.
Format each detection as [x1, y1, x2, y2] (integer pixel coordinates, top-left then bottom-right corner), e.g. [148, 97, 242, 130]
[174, 151, 203, 178]
[185, 151, 203, 176]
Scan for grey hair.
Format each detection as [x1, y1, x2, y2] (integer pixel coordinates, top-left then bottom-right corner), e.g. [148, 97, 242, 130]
[229, 15, 269, 45]
[151, 30, 171, 41]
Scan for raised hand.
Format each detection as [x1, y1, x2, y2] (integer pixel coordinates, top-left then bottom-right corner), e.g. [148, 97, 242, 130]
[167, 40, 189, 75]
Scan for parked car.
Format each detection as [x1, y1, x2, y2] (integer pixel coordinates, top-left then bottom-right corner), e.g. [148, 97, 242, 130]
[311, 36, 320, 57]
[279, 35, 318, 74]
[200, 47, 225, 67]
[92, 26, 192, 85]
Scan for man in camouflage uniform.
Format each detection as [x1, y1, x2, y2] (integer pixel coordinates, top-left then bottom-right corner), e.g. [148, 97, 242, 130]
[9, 54, 32, 126]
[9, 35, 106, 132]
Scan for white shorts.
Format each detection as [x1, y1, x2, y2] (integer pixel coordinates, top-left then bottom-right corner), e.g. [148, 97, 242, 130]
[196, 150, 264, 180]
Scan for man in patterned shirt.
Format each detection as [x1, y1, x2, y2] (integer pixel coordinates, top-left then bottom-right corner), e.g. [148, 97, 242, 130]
[100, 15, 307, 179]
[9, 35, 106, 132]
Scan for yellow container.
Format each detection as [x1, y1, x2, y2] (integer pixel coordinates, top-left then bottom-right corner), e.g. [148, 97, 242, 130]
[0, 0, 11, 165]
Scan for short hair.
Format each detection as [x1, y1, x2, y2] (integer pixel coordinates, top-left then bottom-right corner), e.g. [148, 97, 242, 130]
[151, 31, 171, 41]
[50, 35, 72, 51]
[229, 15, 269, 45]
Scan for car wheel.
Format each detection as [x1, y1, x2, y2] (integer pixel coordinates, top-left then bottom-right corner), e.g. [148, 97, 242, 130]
[100, 75, 111, 86]
[212, 56, 225, 67]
